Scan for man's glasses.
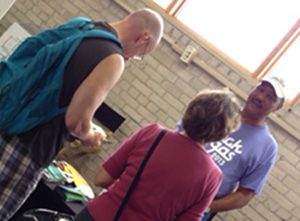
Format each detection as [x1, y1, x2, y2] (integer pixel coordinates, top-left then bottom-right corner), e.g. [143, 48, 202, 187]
[133, 40, 150, 61]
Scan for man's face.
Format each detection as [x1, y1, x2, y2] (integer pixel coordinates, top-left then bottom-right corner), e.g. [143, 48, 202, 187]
[244, 82, 283, 118]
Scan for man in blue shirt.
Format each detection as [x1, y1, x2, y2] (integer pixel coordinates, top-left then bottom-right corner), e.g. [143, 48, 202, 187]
[178, 77, 285, 221]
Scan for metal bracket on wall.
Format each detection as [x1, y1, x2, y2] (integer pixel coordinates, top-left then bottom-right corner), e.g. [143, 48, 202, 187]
[180, 45, 197, 64]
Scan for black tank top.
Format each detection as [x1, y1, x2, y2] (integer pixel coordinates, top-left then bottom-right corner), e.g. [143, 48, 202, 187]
[59, 21, 123, 107]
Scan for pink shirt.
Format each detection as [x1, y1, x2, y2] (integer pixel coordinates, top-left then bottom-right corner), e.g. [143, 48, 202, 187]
[88, 123, 222, 221]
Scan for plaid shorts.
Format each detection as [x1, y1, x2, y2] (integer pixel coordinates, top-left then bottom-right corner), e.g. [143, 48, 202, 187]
[0, 133, 45, 221]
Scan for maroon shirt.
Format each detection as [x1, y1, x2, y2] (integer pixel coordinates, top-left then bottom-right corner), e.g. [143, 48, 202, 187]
[88, 123, 222, 221]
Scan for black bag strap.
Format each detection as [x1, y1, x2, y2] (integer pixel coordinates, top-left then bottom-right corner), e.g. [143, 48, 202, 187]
[113, 128, 168, 221]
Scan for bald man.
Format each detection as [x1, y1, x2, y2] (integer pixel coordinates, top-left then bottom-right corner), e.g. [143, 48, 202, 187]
[65, 8, 164, 146]
[0, 8, 163, 221]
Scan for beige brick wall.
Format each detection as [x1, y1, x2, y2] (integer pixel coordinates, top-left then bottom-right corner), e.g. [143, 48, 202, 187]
[1, 0, 300, 220]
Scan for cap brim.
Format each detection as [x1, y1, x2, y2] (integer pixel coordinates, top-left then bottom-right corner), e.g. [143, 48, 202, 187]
[260, 78, 285, 99]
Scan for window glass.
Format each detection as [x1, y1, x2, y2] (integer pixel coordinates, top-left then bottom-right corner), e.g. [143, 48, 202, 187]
[176, 0, 300, 72]
[266, 33, 300, 101]
[153, 0, 174, 9]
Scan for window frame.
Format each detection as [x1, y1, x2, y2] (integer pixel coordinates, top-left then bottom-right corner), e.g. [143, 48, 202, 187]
[152, 0, 300, 105]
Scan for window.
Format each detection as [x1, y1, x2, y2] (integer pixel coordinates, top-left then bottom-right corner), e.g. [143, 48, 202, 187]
[152, 0, 300, 103]
[265, 32, 300, 101]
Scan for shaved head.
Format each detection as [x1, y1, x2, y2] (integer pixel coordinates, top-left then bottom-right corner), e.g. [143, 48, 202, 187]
[111, 8, 164, 58]
[126, 8, 164, 48]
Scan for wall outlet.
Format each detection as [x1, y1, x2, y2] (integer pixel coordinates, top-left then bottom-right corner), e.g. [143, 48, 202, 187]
[180, 45, 197, 64]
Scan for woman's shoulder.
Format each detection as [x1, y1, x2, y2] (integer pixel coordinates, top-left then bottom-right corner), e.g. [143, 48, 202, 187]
[140, 123, 164, 132]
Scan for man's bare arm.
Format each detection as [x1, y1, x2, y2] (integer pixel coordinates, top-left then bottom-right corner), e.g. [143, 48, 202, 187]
[65, 54, 124, 146]
[94, 166, 115, 188]
[209, 186, 255, 212]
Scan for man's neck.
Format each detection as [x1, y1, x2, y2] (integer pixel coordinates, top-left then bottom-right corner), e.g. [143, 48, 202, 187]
[241, 111, 266, 127]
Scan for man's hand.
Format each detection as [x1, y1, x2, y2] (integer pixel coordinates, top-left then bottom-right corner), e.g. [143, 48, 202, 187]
[80, 129, 105, 147]
[209, 187, 255, 212]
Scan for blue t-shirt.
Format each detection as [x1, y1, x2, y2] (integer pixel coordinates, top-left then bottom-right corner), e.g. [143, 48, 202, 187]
[177, 120, 277, 198]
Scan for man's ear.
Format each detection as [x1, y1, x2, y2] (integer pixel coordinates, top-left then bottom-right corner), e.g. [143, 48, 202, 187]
[143, 32, 151, 41]
[136, 33, 150, 43]
[273, 102, 283, 112]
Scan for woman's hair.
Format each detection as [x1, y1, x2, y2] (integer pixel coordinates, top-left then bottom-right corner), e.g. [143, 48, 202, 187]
[182, 88, 241, 143]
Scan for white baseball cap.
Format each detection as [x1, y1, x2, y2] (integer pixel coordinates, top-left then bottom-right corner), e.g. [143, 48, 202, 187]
[260, 77, 285, 100]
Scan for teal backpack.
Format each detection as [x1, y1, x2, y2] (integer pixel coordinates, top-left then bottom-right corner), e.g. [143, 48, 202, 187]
[0, 17, 122, 134]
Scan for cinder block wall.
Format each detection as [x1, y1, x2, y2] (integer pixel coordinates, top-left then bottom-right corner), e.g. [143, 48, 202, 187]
[1, 1, 300, 220]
